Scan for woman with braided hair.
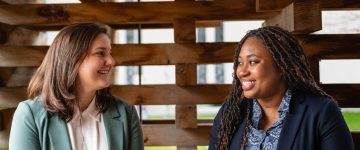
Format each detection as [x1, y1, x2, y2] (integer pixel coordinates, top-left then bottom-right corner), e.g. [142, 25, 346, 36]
[208, 26, 354, 150]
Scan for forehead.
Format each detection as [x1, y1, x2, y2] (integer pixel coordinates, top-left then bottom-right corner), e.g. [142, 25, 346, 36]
[239, 37, 272, 59]
[90, 33, 111, 48]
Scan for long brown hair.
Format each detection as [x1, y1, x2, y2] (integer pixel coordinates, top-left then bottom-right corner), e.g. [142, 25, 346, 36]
[28, 23, 115, 122]
[215, 26, 330, 149]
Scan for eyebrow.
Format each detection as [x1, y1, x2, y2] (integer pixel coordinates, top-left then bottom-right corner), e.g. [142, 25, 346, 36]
[96, 47, 112, 52]
[239, 54, 258, 59]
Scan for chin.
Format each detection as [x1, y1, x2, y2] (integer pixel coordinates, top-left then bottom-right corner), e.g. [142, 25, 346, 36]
[96, 83, 111, 90]
[243, 93, 255, 99]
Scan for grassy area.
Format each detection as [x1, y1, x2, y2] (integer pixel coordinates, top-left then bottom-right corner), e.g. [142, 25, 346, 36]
[343, 112, 360, 131]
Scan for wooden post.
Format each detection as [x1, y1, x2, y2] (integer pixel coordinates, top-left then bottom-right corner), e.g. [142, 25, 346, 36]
[174, 17, 198, 149]
[264, 0, 322, 34]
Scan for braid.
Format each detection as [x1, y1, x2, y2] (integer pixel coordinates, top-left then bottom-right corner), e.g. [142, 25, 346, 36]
[240, 102, 252, 150]
[215, 31, 258, 149]
[215, 26, 331, 149]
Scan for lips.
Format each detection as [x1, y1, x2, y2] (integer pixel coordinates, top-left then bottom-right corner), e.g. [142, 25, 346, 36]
[98, 68, 111, 74]
[241, 80, 255, 91]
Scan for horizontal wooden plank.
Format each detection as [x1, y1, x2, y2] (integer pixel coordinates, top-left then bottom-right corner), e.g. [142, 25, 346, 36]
[0, 1, 277, 26]
[1, 34, 360, 67]
[116, 84, 360, 107]
[0, 43, 237, 67]
[0, 46, 47, 67]
[143, 124, 211, 146]
[112, 84, 230, 105]
[1, 84, 359, 109]
[23, 21, 222, 31]
[257, 0, 360, 12]
[80, 0, 101, 2]
[298, 34, 360, 59]
[322, 0, 360, 10]
[264, 1, 322, 34]
[320, 84, 360, 107]
[0, 87, 26, 110]
[0, 1, 8, 5]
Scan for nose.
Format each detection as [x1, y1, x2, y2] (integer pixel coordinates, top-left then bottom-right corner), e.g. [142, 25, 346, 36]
[105, 53, 115, 66]
[236, 65, 249, 78]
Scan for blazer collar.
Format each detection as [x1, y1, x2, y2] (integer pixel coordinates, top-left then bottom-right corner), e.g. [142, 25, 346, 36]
[277, 90, 308, 150]
[48, 115, 72, 150]
[48, 102, 125, 150]
[103, 102, 125, 150]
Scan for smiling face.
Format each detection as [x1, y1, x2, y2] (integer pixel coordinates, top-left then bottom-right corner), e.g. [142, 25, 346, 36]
[77, 33, 115, 93]
[236, 37, 287, 101]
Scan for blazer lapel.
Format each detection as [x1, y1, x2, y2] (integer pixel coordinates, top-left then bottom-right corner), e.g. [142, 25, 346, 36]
[48, 115, 72, 150]
[103, 103, 125, 150]
[277, 92, 308, 150]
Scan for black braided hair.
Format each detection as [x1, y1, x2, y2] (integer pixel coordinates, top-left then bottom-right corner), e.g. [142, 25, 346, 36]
[215, 26, 330, 150]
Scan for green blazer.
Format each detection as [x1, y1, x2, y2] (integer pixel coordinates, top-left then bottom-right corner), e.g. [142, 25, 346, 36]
[9, 97, 144, 150]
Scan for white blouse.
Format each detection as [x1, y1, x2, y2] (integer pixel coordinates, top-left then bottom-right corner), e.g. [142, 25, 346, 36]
[67, 98, 108, 150]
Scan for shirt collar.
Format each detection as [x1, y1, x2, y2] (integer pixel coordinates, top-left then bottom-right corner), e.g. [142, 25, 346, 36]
[72, 97, 101, 122]
[252, 89, 292, 128]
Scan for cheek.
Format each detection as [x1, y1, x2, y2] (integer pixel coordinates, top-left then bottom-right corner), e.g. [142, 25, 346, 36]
[235, 68, 240, 79]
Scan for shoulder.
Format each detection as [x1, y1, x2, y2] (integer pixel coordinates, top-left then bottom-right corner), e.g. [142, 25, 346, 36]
[112, 97, 134, 111]
[293, 91, 338, 113]
[301, 92, 338, 111]
[16, 96, 47, 119]
[12, 96, 48, 132]
[293, 91, 341, 123]
[108, 97, 137, 117]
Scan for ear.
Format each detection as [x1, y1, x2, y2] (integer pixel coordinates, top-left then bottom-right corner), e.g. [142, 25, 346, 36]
[277, 69, 285, 78]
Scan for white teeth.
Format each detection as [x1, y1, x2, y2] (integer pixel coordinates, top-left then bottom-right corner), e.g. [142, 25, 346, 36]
[242, 81, 254, 85]
[98, 70, 110, 74]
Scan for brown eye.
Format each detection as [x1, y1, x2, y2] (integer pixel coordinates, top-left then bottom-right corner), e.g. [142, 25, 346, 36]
[249, 60, 258, 65]
[96, 51, 105, 56]
[238, 60, 244, 66]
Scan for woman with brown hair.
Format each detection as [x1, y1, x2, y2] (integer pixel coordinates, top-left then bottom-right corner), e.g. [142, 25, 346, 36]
[9, 23, 144, 150]
[209, 26, 354, 150]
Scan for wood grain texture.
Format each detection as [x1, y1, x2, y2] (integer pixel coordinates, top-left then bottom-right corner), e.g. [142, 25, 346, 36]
[0, 108, 15, 149]
[142, 124, 211, 146]
[1, 34, 360, 66]
[173, 18, 198, 130]
[1, 84, 359, 109]
[0, 1, 277, 26]
[256, 0, 360, 11]
[265, 0, 322, 34]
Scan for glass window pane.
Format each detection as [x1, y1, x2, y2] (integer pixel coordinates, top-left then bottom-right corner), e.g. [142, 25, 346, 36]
[315, 11, 360, 34]
[319, 59, 360, 84]
[141, 29, 174, 43]
[223, 21, 264, 42]
[141, 65, 175, 84]
[142, 105, 175, 120]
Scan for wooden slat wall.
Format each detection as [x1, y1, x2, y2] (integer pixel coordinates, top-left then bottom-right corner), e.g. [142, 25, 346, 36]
[1, 34, 360, 67]
[0, 0, 359, 149]
[0, 21, 45, 149]
[173, 16, 198, 150]
[1, 84, 360, 108]
[256, 0, 360, 11]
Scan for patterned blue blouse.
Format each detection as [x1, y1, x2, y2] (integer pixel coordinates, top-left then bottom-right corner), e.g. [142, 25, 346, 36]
[245, 89, 292, 150]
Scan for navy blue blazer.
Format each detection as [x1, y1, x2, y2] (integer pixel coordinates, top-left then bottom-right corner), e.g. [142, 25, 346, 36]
[209, 91, 355, 150]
